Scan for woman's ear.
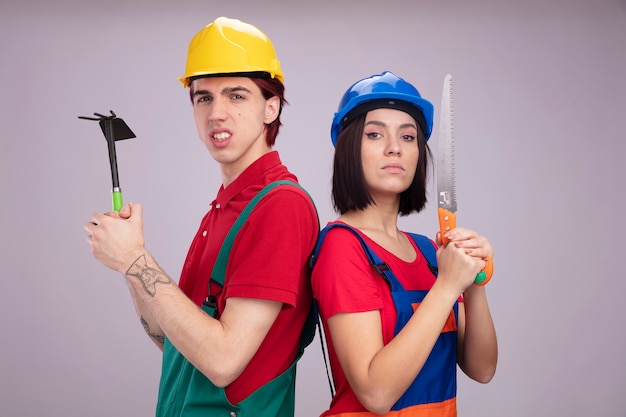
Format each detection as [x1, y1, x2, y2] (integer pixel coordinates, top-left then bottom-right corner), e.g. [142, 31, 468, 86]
[264, 96, 280, 124]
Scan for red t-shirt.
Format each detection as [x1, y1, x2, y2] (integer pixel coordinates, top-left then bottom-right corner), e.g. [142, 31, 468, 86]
[311, 222, 440, 415]
[177, 151, 319, 404]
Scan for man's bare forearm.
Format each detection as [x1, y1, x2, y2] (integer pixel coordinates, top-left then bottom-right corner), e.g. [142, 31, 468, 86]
[126, 262, 167, 350]
[120, 249, 286, 387]
[126, 254, 172, 297]
[140, 315, 166, 347]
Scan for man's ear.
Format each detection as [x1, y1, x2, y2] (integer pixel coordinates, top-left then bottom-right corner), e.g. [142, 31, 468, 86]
[264, 96, 280, 124]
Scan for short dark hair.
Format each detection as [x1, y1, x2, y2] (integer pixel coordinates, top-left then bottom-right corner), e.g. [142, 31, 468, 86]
[188, 72, 287, 147]
[332, 112, 432, 216]
[250, 76, 286, 147]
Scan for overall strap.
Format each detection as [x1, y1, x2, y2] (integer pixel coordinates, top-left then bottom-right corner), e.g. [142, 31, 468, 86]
[407, 232, 439, 277]
[311, 225, 438, 286]
[309, 224, 439, 399]
[311, 223, 402, 290]
[211, 180, 305, 286]
[309, 223, 402, 398]
[208, 179, 318, 353]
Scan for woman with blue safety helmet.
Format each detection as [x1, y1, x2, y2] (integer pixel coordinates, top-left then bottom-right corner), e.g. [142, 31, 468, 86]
[310, 71, 498, 416]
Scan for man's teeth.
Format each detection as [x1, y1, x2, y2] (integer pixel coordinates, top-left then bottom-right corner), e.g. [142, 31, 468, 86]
[213, 132, 231, 141]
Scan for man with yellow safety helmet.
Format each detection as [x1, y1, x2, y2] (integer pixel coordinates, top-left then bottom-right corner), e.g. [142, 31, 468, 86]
[85, 17, 319, 417]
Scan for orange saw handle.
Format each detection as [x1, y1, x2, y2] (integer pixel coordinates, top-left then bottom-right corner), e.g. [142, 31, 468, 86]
[438, 207, 493, 286]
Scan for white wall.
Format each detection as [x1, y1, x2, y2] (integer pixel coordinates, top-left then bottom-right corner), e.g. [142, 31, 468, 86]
[1, 0, 625, 416]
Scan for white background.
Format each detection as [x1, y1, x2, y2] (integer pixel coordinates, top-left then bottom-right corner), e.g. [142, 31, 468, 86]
[1, 0, 625, 416]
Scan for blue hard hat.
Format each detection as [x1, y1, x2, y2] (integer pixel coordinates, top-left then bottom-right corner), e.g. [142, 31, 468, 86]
[330, 71, 434, 146]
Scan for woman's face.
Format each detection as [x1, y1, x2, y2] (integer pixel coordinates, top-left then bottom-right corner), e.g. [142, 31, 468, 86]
[360, 108, 419, 200]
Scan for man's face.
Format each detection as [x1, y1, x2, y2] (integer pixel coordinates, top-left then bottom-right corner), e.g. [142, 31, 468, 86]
[191, 76, 279, 182]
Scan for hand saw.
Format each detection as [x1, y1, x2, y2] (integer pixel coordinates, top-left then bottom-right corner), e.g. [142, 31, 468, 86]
[437, 74, 493, 285]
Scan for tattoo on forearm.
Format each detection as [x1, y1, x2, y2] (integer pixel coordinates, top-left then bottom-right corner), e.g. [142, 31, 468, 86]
[140, 316, 165, 346]
[126, 254, 170, 297]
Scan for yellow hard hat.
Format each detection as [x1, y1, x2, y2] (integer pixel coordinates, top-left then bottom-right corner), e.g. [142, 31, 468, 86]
[178, 17, 284, 88]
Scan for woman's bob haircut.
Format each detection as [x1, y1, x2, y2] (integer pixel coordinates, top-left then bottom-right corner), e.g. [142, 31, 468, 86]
[331, 111, 432, 216]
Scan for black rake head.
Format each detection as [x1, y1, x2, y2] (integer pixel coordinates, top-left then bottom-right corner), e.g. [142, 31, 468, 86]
[78, 110, 136, 141]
